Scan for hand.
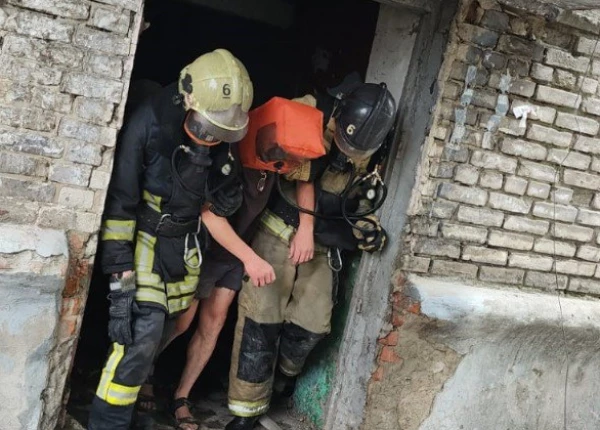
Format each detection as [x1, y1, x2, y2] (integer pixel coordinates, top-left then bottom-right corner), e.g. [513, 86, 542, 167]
[289, 226, 314, 265]
[243, 254, 276, 287]
[107, 271, 137, 345]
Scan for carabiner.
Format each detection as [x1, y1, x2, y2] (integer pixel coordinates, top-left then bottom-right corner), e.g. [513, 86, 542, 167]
[328, 247, 343, 272]
[183, 232, 202, 269]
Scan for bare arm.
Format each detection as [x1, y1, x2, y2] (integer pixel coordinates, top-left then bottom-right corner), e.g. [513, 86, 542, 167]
[201, 206, 275, 287]
[289, 181, 315, 264]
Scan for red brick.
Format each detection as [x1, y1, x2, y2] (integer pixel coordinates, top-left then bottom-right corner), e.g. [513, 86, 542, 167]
[407, 302, 421, 314]
[59, 317, 78, 340]
[391, 270, 406, 289]
[392, 314, 405, 327]
[372, 366, 384, 382]
[68, 232, 88, 256]
[71, 296, 83, 315]
[380, 346, 402, 363]
[392, 291, 408, 313]
[61, 297, 83, 316]
[391, 291, 403, 305]
[378, 331, 399, 346]
[63, 258, 92, 297]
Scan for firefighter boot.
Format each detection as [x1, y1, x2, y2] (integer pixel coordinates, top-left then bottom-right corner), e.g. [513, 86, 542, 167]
[225, 416, 260, 430]
[272, 368, 297, 399]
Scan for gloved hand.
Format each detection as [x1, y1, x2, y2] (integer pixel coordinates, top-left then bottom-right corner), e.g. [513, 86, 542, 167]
[208, 178, 243, 217]
[353, 216, 387, 253]
[107, 272, 138, 345]
[358, 227, 387, 252]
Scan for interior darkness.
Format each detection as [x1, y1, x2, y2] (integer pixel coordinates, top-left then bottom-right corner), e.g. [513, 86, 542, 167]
[69, 0, 379, 419]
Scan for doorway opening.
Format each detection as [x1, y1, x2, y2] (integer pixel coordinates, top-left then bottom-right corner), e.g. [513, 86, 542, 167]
[67, 0, 380, 428]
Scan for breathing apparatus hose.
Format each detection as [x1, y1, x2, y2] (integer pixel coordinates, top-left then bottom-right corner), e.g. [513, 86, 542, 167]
[171, 143, 239, 202]
[171, 145, 205, 200]
[274, 167, 387, 231]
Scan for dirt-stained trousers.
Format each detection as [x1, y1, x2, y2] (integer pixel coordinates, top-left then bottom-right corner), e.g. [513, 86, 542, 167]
[87, 306, 178, 429]
[228, 223, 334, 418]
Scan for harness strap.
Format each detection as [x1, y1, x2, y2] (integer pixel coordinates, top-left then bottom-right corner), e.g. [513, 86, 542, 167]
[137, 204, 199, 237]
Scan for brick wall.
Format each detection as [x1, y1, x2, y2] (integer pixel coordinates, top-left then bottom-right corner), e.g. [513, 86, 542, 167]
[0, 0, 143, 427]
[402, 1, 600, 296]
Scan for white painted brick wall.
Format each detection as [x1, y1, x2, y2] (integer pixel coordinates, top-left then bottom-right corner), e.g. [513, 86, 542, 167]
[403, 1, 600, 300]
[0, 1, 142, 429]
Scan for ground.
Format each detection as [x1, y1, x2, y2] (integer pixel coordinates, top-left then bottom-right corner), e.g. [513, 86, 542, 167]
[65, 382, 314, 430]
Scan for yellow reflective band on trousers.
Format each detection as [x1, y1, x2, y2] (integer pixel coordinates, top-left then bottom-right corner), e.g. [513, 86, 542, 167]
[96, 344, 141, 406]
[228, 399, 270, 417]
[166, 247, 200, 313]
[134, 231, 200, 314]
[102, 219, 136, 241]
[142, 190, 163, 213]
[134, 231, 167, 308]
[259, 209, 295, 244]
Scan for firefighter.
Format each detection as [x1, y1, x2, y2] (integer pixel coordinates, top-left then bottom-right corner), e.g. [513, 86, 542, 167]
[87, 49, 261, 430]
[133, 96, 326, 429]
[225, 83, 396, 430]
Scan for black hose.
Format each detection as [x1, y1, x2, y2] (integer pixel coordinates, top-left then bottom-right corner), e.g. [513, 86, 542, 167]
[205, 144, 240, 197]
[171, 146, 205, 200]
[341, 174, 388, 233]
[171, 144, 239, 202]
[275, 169, 387, 232]
[276, 174, 340, 221]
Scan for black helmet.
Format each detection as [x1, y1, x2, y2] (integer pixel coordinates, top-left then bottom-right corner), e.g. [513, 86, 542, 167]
[333, 83, 396, 159]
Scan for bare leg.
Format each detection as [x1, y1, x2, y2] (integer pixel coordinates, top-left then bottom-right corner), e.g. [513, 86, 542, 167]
[162, 299, 200, 353]
[173, 287, 236, 427]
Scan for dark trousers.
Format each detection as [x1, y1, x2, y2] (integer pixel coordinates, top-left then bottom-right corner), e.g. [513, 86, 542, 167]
[87, 306, 167, 430]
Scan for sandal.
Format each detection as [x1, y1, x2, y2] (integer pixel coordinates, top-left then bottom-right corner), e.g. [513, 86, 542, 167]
[171, 397, 201, 430]
[136, 383, 157, 412]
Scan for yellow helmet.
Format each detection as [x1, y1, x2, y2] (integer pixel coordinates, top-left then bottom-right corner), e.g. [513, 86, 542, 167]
[179, 49, 253, 143]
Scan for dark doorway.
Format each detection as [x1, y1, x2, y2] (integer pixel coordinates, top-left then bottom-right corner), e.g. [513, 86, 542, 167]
[68, 0, 379, 427]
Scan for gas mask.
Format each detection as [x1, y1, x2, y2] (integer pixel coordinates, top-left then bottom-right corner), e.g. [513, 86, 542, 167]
[183, 111, 222, 146]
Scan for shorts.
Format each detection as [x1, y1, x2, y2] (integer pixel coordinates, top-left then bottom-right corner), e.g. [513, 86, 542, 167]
[194, 256, 244, 300]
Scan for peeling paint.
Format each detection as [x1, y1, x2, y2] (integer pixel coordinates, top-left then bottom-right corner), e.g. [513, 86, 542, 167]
[513, 104, 536, 128]
[499, 72, 512, 93]
[449, 65, 479, 149]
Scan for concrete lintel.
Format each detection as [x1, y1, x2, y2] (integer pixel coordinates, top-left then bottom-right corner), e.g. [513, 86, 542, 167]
[408, 274, 600, 352]
[0, 223, 68, 258]
[0, 272, 63, 429]
[408, 275, 600, 430]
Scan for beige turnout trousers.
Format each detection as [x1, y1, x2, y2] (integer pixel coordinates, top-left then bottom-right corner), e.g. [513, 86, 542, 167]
[228, 219, 333, 417]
